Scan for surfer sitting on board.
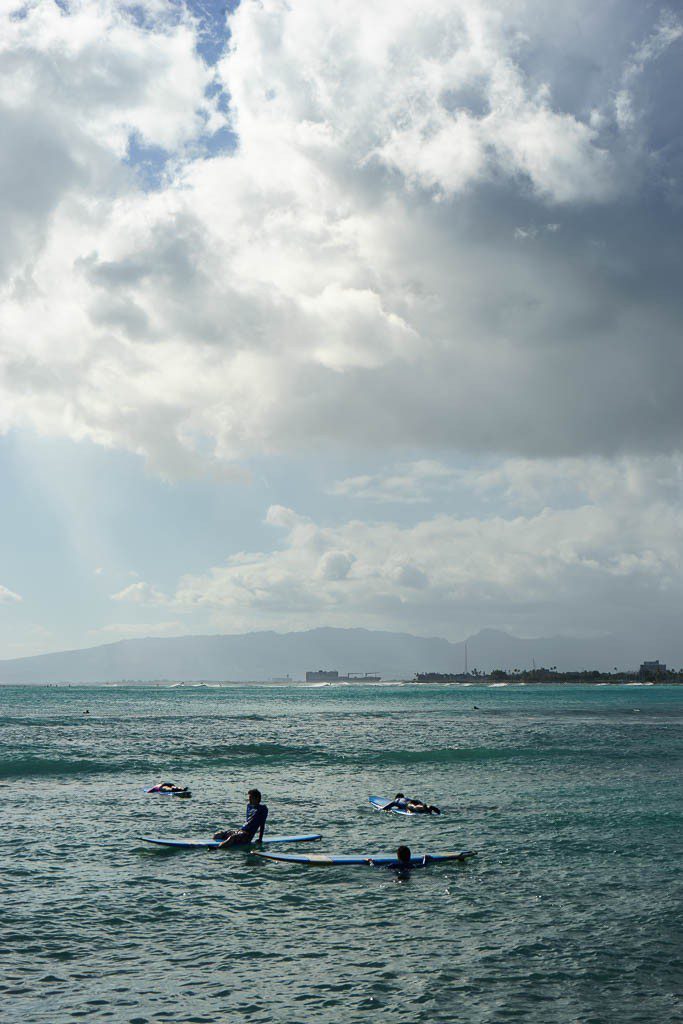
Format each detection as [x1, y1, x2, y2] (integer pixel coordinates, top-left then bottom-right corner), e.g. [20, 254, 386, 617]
[213, 788, 268, 848]
[381, 793, 441, 815]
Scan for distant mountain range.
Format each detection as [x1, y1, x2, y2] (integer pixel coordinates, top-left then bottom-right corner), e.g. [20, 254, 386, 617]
[0, 626, 673, 683]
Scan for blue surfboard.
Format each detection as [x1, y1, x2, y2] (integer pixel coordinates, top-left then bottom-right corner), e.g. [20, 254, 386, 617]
[253, 849, 476, 866]
[369, 796, 413, 815]
[139, 833, 322, 849]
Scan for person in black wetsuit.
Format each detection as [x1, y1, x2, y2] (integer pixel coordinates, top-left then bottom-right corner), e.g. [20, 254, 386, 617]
[381, 793, 441, 814]
[213, 788, 269, 848]
[369, 846, 433, 872]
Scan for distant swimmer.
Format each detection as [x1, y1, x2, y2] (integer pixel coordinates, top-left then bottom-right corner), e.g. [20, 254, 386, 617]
[381, 793, 441, 815]
[213, 788, 268, 848]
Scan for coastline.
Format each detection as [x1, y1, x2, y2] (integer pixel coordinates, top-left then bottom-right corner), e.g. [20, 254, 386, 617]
[1, 678, 681, 688]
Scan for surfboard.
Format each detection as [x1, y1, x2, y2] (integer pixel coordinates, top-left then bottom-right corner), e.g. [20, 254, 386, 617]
[139, 833, 322, 849]
[253, 849, 476, 866]
[368, 795, 414, 815]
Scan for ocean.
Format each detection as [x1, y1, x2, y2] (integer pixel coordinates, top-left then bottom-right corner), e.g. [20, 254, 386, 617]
[1, 682, 681, 1023]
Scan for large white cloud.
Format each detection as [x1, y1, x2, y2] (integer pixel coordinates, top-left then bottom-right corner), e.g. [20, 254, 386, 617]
[0, 0, 681, 474]
[101, 454, 683, 639]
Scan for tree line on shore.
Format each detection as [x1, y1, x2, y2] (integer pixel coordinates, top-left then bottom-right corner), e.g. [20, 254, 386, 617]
[413, 666, 683, 684]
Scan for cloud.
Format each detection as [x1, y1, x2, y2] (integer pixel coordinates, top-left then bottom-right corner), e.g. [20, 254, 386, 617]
[0, 584, 22, 603]
[167, 452, 683, 637]
[1, 622, 54, 657]
[0, 1, 680, 474]
[617, 9, 683, 132]
[183, 450, 683, 635]
[88, 620, 184, 640]
[317, 550, 355, 581]
[462, 453, 683, 511]
[110, 581, 169, 605]
[330, 460, 457, 503]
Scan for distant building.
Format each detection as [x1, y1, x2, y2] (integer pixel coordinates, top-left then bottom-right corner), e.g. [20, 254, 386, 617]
[640, 660, 666, 675]
[305, 669, 381, 682]
[306, 669, 339, 682]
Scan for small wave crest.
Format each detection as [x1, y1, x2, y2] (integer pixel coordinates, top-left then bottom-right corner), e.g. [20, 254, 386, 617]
[0, 742, 326, 780]
[364, 746, 529, 765]
[0, 756, 121, 780]
[171, 742, 325, 763]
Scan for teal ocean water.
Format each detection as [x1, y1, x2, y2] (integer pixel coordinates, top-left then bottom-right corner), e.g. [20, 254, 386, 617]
[1, 683, 681, 1023]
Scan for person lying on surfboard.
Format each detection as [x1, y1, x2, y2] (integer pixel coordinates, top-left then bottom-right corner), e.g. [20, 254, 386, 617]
[213, 788, 268, 848]
[381, 793, 441, 814]
[148, 782, 191, 796]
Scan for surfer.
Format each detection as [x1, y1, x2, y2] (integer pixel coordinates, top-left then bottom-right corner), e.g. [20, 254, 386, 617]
[381, 793, 441, 815]
[369, 846, 431, 871]
[148, 782, 191, 796]
[213, 788, 268, 848]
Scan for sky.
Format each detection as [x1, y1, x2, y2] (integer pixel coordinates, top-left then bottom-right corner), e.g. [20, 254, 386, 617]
[1, 0, 682, 658]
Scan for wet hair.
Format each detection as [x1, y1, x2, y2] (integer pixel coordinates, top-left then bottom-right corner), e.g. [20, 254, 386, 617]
[395, 793, 405, 799]
[396, 845, 411, 863]
[248, 788, 261, 803]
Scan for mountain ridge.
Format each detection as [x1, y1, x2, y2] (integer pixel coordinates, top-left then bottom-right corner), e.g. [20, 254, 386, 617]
[0, 625, 670, 683]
